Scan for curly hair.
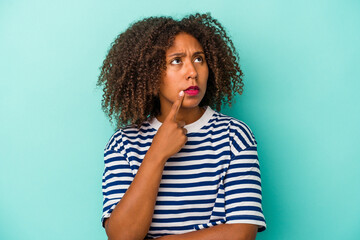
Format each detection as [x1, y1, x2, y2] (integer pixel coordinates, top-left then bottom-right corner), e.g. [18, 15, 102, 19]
[97, 12, 244, 129]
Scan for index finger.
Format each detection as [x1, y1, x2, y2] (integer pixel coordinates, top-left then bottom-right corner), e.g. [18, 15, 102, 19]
[174, 92, 185, 121]
[166, 91, 185, 121]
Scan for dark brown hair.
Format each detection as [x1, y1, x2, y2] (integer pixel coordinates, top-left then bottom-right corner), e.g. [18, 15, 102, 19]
[97, 13, 244, 129]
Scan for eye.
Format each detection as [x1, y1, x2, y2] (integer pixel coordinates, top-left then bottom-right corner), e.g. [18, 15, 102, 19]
[170, 58, 182, 65]
[194, 56, 203, 63]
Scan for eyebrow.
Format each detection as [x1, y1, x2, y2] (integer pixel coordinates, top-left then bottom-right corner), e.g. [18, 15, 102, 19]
[167, 51, 205, 58]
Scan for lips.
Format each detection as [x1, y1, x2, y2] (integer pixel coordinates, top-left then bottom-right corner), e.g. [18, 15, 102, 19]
[184, 86, 200, 96]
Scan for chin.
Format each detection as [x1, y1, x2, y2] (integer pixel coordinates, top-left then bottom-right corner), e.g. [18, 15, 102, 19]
[182, 100, 202, 109]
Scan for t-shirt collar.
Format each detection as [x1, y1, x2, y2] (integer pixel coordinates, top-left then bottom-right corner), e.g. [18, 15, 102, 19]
[149, 106, 215, 133]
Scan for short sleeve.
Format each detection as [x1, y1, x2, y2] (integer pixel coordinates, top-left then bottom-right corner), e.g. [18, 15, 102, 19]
[224, 121, 266, 231]
[101, 131, 134, 227]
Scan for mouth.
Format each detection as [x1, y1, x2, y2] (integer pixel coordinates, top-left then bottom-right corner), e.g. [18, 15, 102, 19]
[184, 86, 200, 96]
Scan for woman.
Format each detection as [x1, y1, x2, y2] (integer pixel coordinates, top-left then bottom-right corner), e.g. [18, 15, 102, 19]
[97, 13, 266, 240]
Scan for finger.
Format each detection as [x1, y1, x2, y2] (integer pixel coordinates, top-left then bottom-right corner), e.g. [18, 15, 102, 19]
[182, 128, 188, 135]
[177, 121, 185, 128]
[166, 91, 185, 121]
[174, 91, 185, 121]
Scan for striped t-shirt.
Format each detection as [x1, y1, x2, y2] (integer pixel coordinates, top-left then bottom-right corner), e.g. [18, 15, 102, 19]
[101, 106, 266, 238]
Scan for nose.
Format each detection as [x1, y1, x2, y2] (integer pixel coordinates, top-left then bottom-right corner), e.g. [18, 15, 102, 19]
[186, 61, 198, 80]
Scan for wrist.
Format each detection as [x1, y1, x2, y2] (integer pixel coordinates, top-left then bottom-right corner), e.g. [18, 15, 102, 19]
[145, 147, 168, 166]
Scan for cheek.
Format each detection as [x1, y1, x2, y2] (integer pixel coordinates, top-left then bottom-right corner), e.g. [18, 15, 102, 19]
[159, 76, 178, 99]
[164, 71, 181, 89]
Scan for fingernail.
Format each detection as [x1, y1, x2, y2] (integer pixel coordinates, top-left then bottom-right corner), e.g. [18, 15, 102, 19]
[179, 91, 184, 97]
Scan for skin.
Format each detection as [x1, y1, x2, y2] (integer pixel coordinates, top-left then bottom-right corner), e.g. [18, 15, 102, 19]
[104, 33, 259, 240]
[156, 32, 208, 125]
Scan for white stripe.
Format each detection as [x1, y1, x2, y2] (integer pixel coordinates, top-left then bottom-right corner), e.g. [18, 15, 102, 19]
[225, 201, 263, 209]
[227, 210, 264, 218]
[102, 185, 129, 193]
[154, 203, 214, 210]
[150, 219, 207, 227]
[225, 192, 262, 201]
[226, 167, 261, 175]
[153, 211, 212, 219]
[155, 193, 217, 201]
[159, 175, 225, 184]
[147, 229, 194, 235]
[159, 185, 219, 193]
[225, 184, 262, 192]
[225, 219, 266, 227]
[103, 176, 133, 186]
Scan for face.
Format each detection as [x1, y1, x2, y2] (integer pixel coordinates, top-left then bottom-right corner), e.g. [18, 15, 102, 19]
[159, 32, 209, 111]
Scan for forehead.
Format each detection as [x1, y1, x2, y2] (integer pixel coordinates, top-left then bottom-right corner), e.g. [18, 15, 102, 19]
[166, 33, 204, 55]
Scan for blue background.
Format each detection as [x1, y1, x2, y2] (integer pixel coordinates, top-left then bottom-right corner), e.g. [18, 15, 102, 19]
[1, 0, 359, 239]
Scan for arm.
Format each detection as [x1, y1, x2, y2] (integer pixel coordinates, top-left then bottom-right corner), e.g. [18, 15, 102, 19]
[104, 148, 167, 240]
[153, 223, 258, 240]
[104, 92, 187, 240]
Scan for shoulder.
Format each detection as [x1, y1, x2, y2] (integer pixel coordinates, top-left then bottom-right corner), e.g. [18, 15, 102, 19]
[104, 121, 156, 152]
[210, 110, 257, 150]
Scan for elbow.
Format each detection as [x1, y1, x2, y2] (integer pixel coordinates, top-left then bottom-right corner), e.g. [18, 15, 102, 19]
[107, 234, 145, 240]
[105, 218, 148, 240]
[227, 223, 258, 240]
[106, 226, 146, 240]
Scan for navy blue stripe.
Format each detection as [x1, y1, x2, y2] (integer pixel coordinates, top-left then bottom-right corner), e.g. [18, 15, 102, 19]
[211, 212, 225, 217]
[149, 225, 195, 231]
[154, 207, 213, 215]
[229, 162, 259, 169]
[225, 171, 261, 179]
[226, 206, 263, 214]
[104, 180, 132, 188]
[152, 215, 210, 223]
[104, 154, 127, 163]
[155, 198, 215, 205]
[227, 215, 265, 222]
[214, 201, 225, 208]
[187, 127, 228, 138]
[105, 188, 127, 196]
[157, 189, 218, 197]
[225, 197, 262, 205]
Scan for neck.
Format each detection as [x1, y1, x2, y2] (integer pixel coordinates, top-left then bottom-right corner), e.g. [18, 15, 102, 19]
[157, 106, 205, 125]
